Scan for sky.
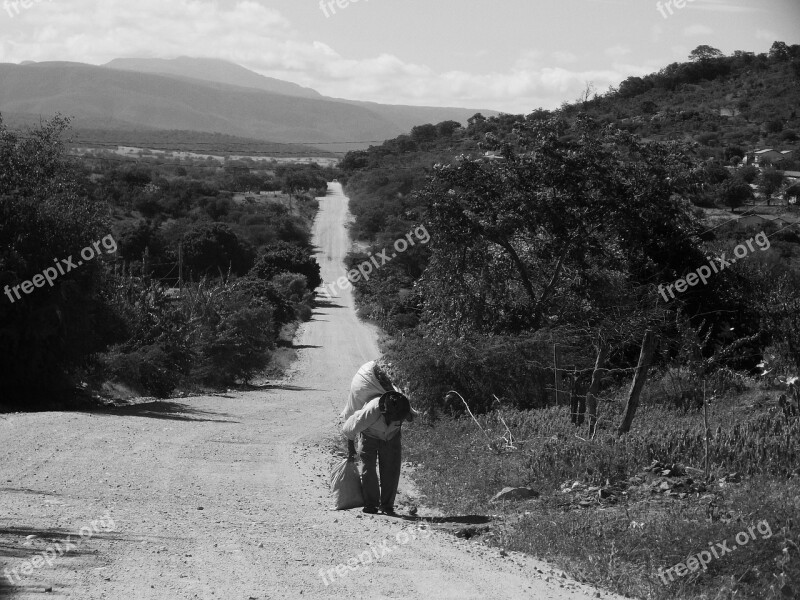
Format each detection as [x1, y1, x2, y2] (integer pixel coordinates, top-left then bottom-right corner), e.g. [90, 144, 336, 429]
[0, 0, 798, 114]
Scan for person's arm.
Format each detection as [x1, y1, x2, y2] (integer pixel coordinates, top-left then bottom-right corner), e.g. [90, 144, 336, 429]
[343, 401, 383, 440]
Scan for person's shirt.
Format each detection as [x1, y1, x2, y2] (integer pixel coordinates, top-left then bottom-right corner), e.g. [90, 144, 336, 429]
[340, 360, 389, 422]
[342, 397, 409, 441]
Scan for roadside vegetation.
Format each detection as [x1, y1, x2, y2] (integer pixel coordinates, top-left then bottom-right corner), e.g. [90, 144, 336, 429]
[341, 44, 800, 600]
[0, 114, 340, 408]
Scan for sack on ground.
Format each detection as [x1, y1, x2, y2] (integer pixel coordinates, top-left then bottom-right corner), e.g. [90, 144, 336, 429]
[330, 458, 363, 510]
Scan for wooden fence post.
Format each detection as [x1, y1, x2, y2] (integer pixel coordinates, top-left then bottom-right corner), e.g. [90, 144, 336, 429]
[618, 330, 657, 436]
[586, 342, 609, 438]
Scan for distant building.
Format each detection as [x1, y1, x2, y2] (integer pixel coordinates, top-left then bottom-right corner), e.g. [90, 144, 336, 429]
[744, 149, 795, 167]
[752, 149, 783, 164]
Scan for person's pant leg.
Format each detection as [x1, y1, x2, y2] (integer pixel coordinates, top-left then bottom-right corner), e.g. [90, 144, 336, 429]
[358, 434, 380, 509]
[378, 432, 402, 511]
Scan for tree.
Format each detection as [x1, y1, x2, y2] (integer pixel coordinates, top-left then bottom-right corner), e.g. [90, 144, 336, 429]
[416, 115, 705, 336]
[702, 162, 730, 185]
[436, 120, 462, 137]
[765, 119, 784, 134]
[689, 45, 724, 62]
[738, 166, 759, 184]
[721, 180, 753, 212]
[0, 115, 116, 403]
[181, 223, 255, 278]
[618, 76, 651, 98]
[769, 41, 790, 61]
[410, 124, 438, 145]
[724, 146, 746, 162]
[758, 169, 785, 206]
[250, 241, 321, 290]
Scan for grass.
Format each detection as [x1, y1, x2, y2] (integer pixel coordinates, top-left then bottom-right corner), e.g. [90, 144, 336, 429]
[403, 382, 800, 599]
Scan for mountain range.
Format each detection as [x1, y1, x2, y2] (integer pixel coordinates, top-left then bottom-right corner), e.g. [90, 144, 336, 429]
[0, 57, 496, 152]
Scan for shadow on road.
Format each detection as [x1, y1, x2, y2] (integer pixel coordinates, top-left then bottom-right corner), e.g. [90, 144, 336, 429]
[314, 300, 346, 309]
[380, 513, 492, 526]
[233, 383, 320, 393]
[84, 402, 239, 423]
[0, 524, 146, 598]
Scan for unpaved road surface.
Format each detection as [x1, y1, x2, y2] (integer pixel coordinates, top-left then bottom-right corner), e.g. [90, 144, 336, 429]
[0, 183, 625, 600]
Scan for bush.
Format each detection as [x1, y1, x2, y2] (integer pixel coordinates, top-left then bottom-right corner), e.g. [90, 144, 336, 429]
[0, 115, 117, 405]
[270, 272, 309, 303]
[250, 241, 321, 290]
[104, 344, 181, 399]
[193, 306, 274, 386]
[295, 304, 313, 322]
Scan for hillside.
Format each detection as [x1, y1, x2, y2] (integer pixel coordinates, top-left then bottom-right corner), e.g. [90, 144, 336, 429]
[105, 57, 323, 99]
[578, 46, 800, 160]
[334, 45, 800, 600]
[0, 60, 495, 153]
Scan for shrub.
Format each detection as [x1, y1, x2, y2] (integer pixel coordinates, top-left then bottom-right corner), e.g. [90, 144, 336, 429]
[193, 306, 274, 386]
[104, 344, 182, 399]
[0, 115, 116, 405]
[270, 272, 309, 303]
[250, 241, 321, 290]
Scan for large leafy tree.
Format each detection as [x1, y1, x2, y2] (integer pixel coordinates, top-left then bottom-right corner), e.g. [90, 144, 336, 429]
[250, 241, 321, 290]
[181, 223, 255, 278]
[721, 179, 754, 212]
[0, 115, 117, 402]
[758, 168, 785, 206]
[415, 116, 706, 340]
[689, 45, 724, 62]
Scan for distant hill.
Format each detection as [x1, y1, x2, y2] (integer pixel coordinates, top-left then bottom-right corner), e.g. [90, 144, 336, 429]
[0, 60, 496, 153]
[575, 46, 800, 162]
[105, 57, 323, 99]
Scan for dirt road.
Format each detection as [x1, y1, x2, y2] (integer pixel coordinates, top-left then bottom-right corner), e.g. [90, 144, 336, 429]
[0, 183, 624, 600]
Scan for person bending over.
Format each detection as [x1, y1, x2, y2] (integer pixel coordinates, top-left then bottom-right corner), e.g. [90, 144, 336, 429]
[342, 391, 415, 515]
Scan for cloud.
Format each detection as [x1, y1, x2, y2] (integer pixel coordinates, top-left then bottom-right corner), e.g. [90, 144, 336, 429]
[755, 29, 780, 41]
[605, 45, 631, 58]
[686, 0, 761, 13]
[0, 0, 657, 114]
[552, 51, 578, 64]
[683, 24, 714, 36]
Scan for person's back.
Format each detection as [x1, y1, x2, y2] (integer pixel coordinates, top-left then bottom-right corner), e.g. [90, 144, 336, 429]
[340, 360, 393, 422]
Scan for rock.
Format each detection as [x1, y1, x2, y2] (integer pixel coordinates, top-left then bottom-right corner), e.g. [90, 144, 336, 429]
[491, 487, 539, 502]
